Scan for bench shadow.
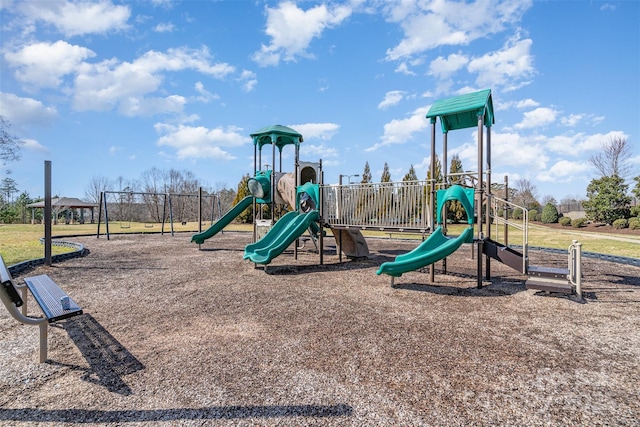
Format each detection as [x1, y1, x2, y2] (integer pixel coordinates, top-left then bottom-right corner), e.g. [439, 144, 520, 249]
[0, 404, 353, 423]
[49, 313, 144, 396]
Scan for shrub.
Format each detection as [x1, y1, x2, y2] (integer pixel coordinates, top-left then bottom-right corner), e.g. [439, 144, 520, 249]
[612, 218, 628, 229]
[572, 218, 586, 228]
[560, 217, 572, 226]
[536, 213, 542, 222]
[631, 206, 640, 217]
[528, 209, 538, 221]
[541, 203, 560, 224]
[629, 218, 640, 230]
[512, 208, 523, 220]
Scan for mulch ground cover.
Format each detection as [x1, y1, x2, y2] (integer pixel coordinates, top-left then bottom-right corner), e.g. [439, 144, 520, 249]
[1, 232, 638, 426]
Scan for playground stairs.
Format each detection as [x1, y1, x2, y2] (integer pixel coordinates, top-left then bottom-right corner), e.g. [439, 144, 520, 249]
[525, 266, 573, 295]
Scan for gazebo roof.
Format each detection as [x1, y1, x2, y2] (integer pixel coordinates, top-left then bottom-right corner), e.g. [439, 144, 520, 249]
[27, 197, 98, 209]
[250, 125, 303, 151]
[426, 89, 494, 133]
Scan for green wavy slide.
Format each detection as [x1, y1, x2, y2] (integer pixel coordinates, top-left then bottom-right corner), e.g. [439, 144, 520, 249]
[244, 210, 319, 265]
[376, 226, 474, 277]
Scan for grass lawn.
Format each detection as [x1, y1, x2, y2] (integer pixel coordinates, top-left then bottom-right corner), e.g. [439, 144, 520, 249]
[1, 220, 638, 266]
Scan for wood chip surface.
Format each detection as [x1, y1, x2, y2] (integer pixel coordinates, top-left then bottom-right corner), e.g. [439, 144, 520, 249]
[1, 232, 638, 426]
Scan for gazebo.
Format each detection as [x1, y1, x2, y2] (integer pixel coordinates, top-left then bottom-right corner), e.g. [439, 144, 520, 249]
[27, 197, 99, 224]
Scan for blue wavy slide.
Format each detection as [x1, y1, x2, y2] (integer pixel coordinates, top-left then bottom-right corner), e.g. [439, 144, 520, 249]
[244, 210, 319, 265]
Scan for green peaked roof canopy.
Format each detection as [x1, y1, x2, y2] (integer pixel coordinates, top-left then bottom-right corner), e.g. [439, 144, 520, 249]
[250, 125, 303, 151]
[426, 89, 494, 133]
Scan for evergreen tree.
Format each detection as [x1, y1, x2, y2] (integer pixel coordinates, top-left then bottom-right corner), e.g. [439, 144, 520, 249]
[447, 154, 466, 223]
[232, 174, 253, 223]
[541, 202, 560, 224]
[403, 165, 418, 182]
[582, 175, 631, 224]
[448, 154, 464, 185]
[380, 162, 391, 183]
[362, 161, 372, 184]
[632, 176, 640, 202]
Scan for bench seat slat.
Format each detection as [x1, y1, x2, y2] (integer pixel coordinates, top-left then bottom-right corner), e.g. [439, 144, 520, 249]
[24, 275, 83, 323]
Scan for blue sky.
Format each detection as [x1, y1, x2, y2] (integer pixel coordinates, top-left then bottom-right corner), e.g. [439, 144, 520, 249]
[1, 0, 638, 203]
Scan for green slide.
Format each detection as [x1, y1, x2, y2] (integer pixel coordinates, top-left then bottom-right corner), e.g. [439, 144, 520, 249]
[191, 196, 253, 244]
[376, 226, 474, 277]
[244, 210, 319, 265]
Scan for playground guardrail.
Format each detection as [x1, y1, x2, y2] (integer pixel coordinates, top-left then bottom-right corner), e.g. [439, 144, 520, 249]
[321, 180, 437, 232]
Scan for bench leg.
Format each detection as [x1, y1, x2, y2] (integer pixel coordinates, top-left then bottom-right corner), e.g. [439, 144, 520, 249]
[39, 323, 48, 363]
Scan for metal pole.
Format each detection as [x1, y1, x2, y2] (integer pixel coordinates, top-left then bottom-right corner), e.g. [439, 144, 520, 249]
[442, 131, 448, 275]
[504, 175, 509, 246]
[44, 161, 52, 266]
[476, 114, 484, 289]
[104, 192, 110, 240]
[319, 161, 324, 266]
[485, 125, 491, 281]
[294, 141, 300, 260]
[429, 121, 436, 283]
[198, 186, 203, 233]
[97, 191, 103, 238]
[169, 194, 174, 236]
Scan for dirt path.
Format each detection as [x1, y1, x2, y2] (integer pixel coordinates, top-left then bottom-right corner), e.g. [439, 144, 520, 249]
[1, 232, 639, 426]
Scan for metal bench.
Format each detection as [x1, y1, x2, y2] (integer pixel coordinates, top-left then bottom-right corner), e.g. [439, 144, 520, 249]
[0, 255, 83, 362]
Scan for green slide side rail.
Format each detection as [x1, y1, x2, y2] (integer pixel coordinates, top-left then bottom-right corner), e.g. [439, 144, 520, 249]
[376, 226, 474, 277]
[191, 196, 253, 244]
[244, 210, 319, 265]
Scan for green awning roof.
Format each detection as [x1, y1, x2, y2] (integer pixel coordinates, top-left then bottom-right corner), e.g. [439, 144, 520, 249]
[426, 89, 494, 133]
[250, 125, 303, 150]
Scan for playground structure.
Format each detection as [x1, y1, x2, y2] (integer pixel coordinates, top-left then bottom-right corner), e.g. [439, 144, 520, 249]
[192, 90, 582, 297]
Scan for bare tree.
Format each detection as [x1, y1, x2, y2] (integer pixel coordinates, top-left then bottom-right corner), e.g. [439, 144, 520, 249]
[84, 176, 112, 203]
[589, 136, 633, 178]
[0, 116, 24, 164]
[513, 179, 539, 209]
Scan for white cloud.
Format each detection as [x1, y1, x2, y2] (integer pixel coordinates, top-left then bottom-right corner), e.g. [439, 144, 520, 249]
[193, 82, 219, 103]
[238, 70, 257, 92]
[536, 159, 592, 183]
[384, 0, 532, 60]
[154, 123, 250, 160]
[154, 22, 175, 33]
[18, 0, 131, 37]
[23, 138, 48, 153]
[288, 123, 339, 140]
[302, 143, 338, 158]
[378, 91, 405, 110]
[428, 53, 468, 79]
[119, 95, 187, 117]
[467, 36, 535, 91]
[73, 46, 235, 115]
[514, 107, 558, 129]
[516, 98, 539, 109]
[560, 114, 584, 127]
[394, 62, 416, 76]
[367, 106, 430, 152]
[0, 92, 58, 129]
[4, 40, 95, 88]
[253, 1, 352, 66]
[455, 130, 549, 172]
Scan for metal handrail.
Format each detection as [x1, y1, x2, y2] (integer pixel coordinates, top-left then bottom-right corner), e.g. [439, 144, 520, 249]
[489, 195, 529, 273]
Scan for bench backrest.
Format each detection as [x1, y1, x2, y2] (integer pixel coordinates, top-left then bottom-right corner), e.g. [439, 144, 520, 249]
[0, 255, 24, 307]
